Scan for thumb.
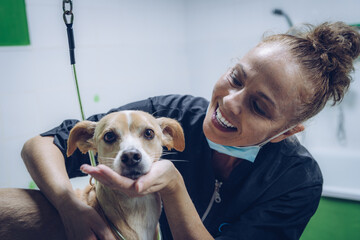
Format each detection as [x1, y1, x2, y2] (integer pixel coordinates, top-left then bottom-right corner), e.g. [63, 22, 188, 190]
[135, 161, 171, 194]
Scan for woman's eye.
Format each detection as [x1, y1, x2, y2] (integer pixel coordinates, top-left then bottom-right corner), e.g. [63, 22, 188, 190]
[104, 132, 117, 144]
[228, 71, 243, 88]
[144, 129, 155, 140]
[252, 100, 267, 117]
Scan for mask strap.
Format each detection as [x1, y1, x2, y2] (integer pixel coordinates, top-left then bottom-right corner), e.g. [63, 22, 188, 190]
[258, 125, 296, 147]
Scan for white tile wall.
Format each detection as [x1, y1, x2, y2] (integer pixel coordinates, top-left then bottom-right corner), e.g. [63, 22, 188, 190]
[1, 0, 359, 199]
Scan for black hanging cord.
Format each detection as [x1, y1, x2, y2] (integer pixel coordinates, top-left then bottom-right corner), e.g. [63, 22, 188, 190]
[63, 0, 76, 64]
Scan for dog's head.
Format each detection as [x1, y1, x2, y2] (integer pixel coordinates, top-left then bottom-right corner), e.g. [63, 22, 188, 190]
[67, 111, 185, 179]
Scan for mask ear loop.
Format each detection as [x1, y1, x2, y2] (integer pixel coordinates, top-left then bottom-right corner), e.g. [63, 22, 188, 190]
[258, 125, 296, 147]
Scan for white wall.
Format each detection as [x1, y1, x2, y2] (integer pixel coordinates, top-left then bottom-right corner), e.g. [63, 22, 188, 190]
[1, 0, 359, 199]
[0, 0, 190, 188]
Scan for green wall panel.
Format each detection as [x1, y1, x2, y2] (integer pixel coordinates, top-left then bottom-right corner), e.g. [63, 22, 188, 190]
[0, 0, 30, 46]
[301, 197, 360, 240]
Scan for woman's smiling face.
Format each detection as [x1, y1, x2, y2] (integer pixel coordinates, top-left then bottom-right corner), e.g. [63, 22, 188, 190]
[203, 43, 304, 147]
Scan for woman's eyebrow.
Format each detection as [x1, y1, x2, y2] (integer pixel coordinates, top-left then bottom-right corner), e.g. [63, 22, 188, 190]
[235, 63, 247, 79]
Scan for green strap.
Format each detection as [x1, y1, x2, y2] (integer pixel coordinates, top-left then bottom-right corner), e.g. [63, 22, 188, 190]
[71, 64, 97, 167]
[157, 228, 162, 240]
[72, 64, 85, 120]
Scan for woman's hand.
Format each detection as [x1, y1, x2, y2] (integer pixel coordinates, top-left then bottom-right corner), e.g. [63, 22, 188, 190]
[21, 136, 115, 240]
[56, 193, 115, 240]
[81, 161, 213, 239]
[80, 160, 181, 197]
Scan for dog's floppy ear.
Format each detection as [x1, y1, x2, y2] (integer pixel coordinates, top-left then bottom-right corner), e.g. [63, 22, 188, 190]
[157, 117, 185, 152]
[67, 121, 97, 157]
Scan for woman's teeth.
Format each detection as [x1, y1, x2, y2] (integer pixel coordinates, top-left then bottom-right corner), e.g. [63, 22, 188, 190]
[216, 108, 236, 128]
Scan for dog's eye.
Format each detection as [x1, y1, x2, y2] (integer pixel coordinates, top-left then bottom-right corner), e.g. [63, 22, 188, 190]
[104, 131, 117, 144]
[144, 129, 155, 140]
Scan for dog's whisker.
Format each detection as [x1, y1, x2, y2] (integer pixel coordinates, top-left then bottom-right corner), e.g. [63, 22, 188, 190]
[160, 152, 178, 156]
[97, 157, 116, 165]
[161, 151, 177, 154]
[160, 159, 190, 162]
[98, 156, 116, 160]
[99, 151, 119, 156]
[98, 160, 115, 163]
[147, 152, 161, 157]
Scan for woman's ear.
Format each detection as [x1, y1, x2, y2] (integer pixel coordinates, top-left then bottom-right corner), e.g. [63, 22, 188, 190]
[270, 124, 305, 143]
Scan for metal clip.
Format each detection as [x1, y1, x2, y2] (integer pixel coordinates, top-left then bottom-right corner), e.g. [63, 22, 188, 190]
[62, 0, 74, 25]
[62, 0, 73, 12]
[63, 11, 74, 25]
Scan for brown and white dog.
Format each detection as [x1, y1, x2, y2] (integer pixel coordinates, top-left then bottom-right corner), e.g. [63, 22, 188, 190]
[0, 111, 185, 240]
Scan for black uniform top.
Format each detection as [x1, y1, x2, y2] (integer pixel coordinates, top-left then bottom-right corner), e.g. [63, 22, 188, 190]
[41, 94, 323, 240]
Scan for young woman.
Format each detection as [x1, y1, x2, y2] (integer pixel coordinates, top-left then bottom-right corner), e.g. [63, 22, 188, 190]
[22, 22, 360, 239]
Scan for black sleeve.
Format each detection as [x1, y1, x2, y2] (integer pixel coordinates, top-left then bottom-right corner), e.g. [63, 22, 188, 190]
[40, 98, 154, 178]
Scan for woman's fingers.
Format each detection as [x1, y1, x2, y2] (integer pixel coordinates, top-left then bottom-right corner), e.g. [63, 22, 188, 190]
[81, 160, 178, 197]
[80, 164, 137, 195]
[58, 195, 115, 240]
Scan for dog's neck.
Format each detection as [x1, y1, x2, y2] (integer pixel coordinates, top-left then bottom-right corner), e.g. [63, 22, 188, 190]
[94, 182, 161, 240]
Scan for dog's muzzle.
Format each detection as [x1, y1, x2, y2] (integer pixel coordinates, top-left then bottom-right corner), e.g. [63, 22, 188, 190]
[120, 149, 146, 179]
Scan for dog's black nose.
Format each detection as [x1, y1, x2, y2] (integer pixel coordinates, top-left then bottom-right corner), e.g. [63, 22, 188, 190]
[121, 149, 142, 166]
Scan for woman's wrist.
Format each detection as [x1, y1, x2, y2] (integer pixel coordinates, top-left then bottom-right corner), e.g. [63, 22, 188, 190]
[158, 164, 213, 239]
[159, 166, 184, 199]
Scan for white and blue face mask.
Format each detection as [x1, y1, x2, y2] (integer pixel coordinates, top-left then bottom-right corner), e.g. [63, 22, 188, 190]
[206, 126, 294, 163]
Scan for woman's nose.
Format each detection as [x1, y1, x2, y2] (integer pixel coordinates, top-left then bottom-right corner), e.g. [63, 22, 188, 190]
[223, 90, 244, 116]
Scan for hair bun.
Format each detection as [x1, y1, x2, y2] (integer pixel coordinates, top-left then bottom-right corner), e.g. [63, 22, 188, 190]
[307, 22, 360, 72]
[262, 22, 360, 123]
[303, 22, 360, 104]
